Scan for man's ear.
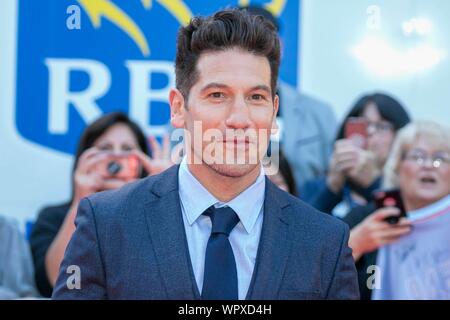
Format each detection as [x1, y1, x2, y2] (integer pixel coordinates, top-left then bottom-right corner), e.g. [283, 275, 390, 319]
[169, 89, 186, 128]
[271, 94, 280, 133]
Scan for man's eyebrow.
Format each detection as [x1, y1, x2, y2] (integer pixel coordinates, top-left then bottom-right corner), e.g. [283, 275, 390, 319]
[251, 85, 271, 94]
[200, 82, 229, 93]
[200, 83, 272, 94]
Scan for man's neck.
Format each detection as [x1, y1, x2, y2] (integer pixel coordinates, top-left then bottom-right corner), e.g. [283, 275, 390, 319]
[187, 161, 261, 203]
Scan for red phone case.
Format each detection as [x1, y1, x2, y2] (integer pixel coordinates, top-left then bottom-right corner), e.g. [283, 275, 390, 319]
[345, 118, 368, 149]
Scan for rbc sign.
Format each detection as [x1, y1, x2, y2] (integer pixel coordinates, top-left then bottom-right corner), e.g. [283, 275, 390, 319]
[16, 0, 300, 155]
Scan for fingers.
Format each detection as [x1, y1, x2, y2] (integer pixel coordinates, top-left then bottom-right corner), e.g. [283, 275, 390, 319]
[170, 142, 184, 164]
[131, 148, 146, 160]
[334, 147, 358, 161]
[73, 171, 104, 200]
[352, 149, 377, 170]
[335, 139, 354, 149]
[359, 210, 412, 237]
[353, 211, 413, 254]
[77, 147, 100, 163]
[162, 133, 171, 159]
[131, 149, 154, 173]
[88, 172, 105, 192]
[335, 151, 358, 163]
[335, 139, 362, 154]
[369, 210, 412, 233]
[79, 153, 111, 174]
[376, 225, 412, 244]
[334, 157, 358, 172]
[76, 147, 100, 170]
[335, 140, 377, 165]
[148, 134, 172, 159]
[77, 148, 111, 173]
[136, 134, 174, 175]
[148, 135, 162, 160]
[370, 207, 402, 222]
[333, 141, 360, 172]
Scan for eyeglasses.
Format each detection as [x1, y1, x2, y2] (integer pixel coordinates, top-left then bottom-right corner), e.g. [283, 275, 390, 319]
[367, 121, 394, 134]
[403, 149, 450, 168]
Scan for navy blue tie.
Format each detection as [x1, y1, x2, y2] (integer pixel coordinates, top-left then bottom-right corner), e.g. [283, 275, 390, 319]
[202, 206, 240, 300]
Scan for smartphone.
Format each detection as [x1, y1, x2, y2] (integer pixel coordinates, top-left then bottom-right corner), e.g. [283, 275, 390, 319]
[96, 153, 141, 180]
[345, 117, 368, 149]
[373, 189, 407, 224]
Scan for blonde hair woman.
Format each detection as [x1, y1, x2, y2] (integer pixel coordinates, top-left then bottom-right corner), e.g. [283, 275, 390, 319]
[343, 121, 450, 299]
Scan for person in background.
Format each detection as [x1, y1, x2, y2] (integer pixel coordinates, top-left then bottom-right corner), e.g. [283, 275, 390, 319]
[264, 148, 297, 196]
[344, 121, 450, 299]
[0, 215, 39, 299]
[241, 5, 338, 189]
[301, 93, 411, 217]
[30, 112, 172, 297]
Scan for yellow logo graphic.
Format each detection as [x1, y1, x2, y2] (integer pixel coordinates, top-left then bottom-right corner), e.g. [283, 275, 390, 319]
[238, 0, 286, 17]
[78, 0, 286, 57]
[143, 0, 193, 26]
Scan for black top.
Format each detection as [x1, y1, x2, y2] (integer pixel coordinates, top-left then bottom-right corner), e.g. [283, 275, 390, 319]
[342, 202, 378, 300]
[29, 202, 71, 297]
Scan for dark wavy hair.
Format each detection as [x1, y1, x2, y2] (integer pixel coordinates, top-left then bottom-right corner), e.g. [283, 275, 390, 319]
[175, 8, 281, 100]
[336, 93, 411, 140]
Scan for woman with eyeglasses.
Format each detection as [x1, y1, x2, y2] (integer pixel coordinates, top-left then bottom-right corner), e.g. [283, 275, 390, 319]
[344, 121, 450, 299]
[300, 93, 411, 217]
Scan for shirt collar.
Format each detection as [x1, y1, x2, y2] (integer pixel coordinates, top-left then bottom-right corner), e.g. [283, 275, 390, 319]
[178, 157, 265, 234]
[407, 194, 450, 222]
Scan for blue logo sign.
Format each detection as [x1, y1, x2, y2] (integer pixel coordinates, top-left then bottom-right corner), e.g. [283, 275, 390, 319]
[16, 0, 300, 154]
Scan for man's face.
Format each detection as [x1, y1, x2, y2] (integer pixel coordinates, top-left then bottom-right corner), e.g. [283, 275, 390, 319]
[170, 48, 279, 178]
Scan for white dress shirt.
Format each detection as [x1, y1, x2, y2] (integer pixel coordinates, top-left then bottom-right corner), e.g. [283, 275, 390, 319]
[178, 157, 265, 300]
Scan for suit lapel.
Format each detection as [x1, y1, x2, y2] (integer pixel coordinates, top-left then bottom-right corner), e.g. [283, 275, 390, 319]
[142, 165, 200, 300]
[246, 179, 292, 300]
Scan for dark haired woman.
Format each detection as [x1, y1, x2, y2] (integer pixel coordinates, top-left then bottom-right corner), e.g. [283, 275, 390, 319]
[300, 93, 411, 216]
[30, 112, 172, 297]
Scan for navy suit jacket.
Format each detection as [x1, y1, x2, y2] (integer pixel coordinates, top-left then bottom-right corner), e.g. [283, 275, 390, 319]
[52, 165, 359, 299]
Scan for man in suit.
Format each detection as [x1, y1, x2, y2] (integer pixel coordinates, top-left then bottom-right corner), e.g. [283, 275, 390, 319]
[52, 8, 359, 300]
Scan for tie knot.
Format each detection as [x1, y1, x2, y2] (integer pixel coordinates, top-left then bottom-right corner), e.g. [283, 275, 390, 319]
[204, 206, 240, 237]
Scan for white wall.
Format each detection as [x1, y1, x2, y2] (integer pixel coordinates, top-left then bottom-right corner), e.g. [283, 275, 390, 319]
[300, 0, 450, 124]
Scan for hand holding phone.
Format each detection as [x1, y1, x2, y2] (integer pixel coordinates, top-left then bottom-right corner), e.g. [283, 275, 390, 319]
[373, 189, 407, 224]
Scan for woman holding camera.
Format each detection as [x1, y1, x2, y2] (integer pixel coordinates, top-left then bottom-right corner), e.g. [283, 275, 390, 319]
[344, 121, 450, 299]
[30, 112, 172, 297]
